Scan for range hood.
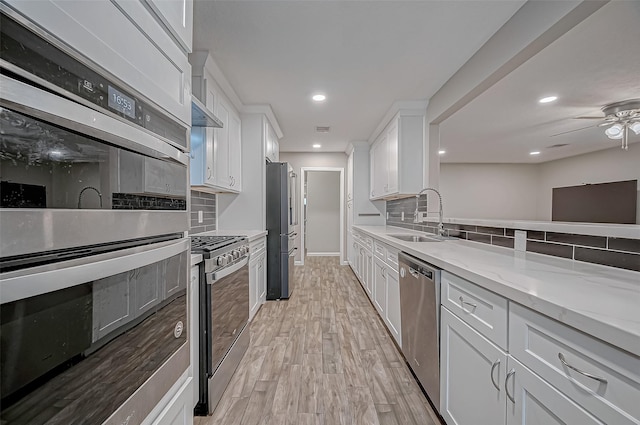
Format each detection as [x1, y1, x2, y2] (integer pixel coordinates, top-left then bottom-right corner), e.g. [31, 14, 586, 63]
[191, 97, 223, 128]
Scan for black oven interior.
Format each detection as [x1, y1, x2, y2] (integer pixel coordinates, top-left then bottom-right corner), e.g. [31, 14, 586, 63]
[0, 107, 187, 211]
[0, 249, 188, 425]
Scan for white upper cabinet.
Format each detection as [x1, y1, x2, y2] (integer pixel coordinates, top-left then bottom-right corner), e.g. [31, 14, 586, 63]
[369, 109, 425, 200]
[143, 0, 193, 53]
[190, 55, 242, 193]
[265, 123, 280, 162]
[5, 0, 192, 127]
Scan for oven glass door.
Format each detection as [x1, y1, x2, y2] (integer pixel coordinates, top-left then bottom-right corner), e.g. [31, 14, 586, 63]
[207, 258, 249, 374]
[0, 239, 189, 425]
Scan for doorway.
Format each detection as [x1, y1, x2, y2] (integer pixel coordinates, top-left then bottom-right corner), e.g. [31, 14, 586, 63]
[299, 167, 344, 266]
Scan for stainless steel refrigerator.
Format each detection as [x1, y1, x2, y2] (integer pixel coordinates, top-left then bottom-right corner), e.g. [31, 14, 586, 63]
[265, 162, 298, 299]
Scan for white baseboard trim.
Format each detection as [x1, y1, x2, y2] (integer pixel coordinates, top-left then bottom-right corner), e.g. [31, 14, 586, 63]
[294, 261, 303, 266]
[341, 260, 349, 266]
[306, 252, 340, 257]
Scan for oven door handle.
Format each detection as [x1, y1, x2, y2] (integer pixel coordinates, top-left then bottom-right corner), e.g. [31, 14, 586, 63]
[209, 256, 249, 283]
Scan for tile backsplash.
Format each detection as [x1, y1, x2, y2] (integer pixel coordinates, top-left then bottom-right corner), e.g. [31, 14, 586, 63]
[190, 190, 216, 233]
[386, 197, 640, 272]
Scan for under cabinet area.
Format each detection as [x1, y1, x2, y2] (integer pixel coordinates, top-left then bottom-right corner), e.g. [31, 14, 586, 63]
[440, 271, 640, 425]
[369, 109, 424, 200]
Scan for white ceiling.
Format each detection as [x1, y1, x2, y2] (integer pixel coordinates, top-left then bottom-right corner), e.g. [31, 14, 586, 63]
[192, 0, 525, 152]
[439, 1, 640, 164]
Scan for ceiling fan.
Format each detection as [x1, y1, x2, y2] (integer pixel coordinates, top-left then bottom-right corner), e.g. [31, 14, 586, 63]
[569, 99, 640, 150]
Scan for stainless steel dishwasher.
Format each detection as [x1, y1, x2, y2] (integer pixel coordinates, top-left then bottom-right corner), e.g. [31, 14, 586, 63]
[399, 252, 441, 413]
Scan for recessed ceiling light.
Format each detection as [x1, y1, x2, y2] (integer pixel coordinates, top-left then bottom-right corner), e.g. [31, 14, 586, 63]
[530, 151, 541, 156]
[438, 150, 446, 155]
[312, 144, 321, 149]
[312, 94, 326, 102]
[538, 96, 558, 104]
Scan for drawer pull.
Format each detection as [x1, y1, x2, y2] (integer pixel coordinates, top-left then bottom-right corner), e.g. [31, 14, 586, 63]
[458, 296, 477, 313]
[558, 353, 608, 384]
[490, 359, 501, 391]
[505, 369, 516, 403]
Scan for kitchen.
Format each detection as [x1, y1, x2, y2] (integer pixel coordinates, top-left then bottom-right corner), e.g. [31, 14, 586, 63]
[0, 1, 638, 425]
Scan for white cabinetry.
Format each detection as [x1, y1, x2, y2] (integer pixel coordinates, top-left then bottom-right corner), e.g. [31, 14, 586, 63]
[190, 54, 242, 193]
[144, 0, 193, 53]
[5, 0, 192, 126]
[150, 377, 194, 425]
[249, 237, 267, 321]
[441, 307, 507, 425]
[440, 272, 640, 425]
[369, 110, 424, 200]
[351, 230, 401, 346]
[265, 124, 280, 162]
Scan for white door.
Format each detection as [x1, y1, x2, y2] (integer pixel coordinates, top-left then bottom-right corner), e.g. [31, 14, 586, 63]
[228, 109, 242, 191]
[213, 99, 231, 189]
[385, 269, 401, 347]
[386, 119, 399, 194]
[249, 257, 259, 320]
[506, 357, 605, 425]
[371, 136, 387, 198]
[373, 256, 386, 315]
[440, 307, 507, 425]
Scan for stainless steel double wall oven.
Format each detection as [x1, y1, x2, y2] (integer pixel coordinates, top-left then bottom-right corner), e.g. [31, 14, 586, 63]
[0, 7, 190, 425]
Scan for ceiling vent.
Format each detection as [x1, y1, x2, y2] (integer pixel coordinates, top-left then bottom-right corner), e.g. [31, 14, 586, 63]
[547, 143, 570, 149]
[315, 126, 330, 133]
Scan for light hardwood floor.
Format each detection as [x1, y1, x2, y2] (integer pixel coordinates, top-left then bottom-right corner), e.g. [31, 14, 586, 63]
[195, 256, 440, 425]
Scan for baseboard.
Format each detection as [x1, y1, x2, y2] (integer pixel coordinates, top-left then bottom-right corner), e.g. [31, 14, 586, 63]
[341, 260, 349, 266]
[306, 252, 340, 257]
[294, 261, 303, 266]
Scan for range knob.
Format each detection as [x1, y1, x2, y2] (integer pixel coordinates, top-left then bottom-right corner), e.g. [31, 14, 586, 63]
[240, 246, 248, 256]
[216, 255, 228, 266]
[225, 253, 234, 263]
[232, 250, 241, 259]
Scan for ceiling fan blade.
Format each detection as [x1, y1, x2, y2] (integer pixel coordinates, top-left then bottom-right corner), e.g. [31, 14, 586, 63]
[549, 125, 596, 137]
[573, 116, 604, 120]
[597, 121, 615, 127]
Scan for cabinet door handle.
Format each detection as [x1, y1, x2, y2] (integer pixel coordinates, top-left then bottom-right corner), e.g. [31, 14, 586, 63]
[505, 369, 516, 403]
[458, 296, 477, 313]
[490, 359, 501, 391]
[558, 353, 608, 384]
[207, 167, 212, 179]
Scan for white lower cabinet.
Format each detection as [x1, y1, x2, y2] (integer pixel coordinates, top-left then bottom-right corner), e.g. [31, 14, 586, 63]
[151, 377, 194, 425]
[506, 357, 603, 425]
[189, 265, 199, 405]
[440, 271, 640, 425]
[384, 269, 401, 346]
[249, 237, 267, 321]
[440, 306, 507, 425]
[373, 257, 386, 315]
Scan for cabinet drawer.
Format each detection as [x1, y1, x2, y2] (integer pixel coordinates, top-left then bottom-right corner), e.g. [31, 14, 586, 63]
[441, 271, 507, 350]
[374, 240, 386, 260]
[249, 237, 266, 255]
[385, 246, 399, 272]
[363, 236, 373, 251]
[509, 303, 640, 425]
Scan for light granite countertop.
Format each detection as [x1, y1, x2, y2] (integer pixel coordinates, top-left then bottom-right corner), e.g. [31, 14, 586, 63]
[189, 229, 268, 266]
[353, 225, 640, 356]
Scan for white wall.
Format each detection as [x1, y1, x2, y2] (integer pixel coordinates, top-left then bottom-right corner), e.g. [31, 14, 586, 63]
[537, 144, 640, 222]
[279, 152, 347, 263]
[439, 144, 640, 222]
[439, 163, 539, 220]
[306, 171, 341, 254]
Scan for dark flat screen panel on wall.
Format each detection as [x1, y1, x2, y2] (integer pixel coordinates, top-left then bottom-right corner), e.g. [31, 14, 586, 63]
[552, 180, 637, 224]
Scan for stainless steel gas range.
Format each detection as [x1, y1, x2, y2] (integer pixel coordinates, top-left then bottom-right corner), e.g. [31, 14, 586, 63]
[191, 235, 250, 416]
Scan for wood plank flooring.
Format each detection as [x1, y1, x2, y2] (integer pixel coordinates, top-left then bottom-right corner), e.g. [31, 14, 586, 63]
[194, 257, 440, 425]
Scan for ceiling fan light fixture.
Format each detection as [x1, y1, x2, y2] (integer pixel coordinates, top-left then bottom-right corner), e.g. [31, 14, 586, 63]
[604, 123, 624, 139]
[630, 122, 640, 135]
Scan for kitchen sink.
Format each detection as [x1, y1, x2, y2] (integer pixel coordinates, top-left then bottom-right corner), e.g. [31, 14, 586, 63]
[388, 234, 445, 242]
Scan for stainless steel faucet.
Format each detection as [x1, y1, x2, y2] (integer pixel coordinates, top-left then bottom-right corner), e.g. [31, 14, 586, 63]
[78, 186, 103, 208]
[414, 187, 445, 237]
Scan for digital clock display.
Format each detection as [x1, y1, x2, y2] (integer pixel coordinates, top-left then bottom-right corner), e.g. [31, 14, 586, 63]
[108, 86, 136, 119]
